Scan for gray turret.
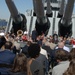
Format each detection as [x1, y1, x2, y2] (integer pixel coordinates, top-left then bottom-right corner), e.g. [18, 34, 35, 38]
[58, 0, 74, 37]
[5, 0, 27, 35]
[32, 0, 50, 36]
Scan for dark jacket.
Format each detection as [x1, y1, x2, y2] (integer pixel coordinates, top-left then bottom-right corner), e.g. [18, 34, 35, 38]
[32, 30, 38, 41]
[22, 45, 29, 57]
[0, 50, 15, 74]
[8, 71, 27, 75]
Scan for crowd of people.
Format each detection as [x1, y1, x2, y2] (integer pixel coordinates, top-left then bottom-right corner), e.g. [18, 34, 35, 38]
[0, 29, 75, 75]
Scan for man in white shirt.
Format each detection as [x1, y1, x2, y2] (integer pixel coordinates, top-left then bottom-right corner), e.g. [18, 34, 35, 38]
[52, 49, 70, 75]
[55, 41, 70, 52]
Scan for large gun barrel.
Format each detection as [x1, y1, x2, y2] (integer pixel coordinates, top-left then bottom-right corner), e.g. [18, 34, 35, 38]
[57, 0, 65, 18]
[35, 0, 45, 19]
[33, 0, 37, 16]
[5, 0, 27, 35]
[58, 0, 74, 37]
[46, 0, 53, 17]
[33, 0, 50, 36]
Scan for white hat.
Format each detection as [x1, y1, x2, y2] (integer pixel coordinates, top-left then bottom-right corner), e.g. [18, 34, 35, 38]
[73, 45, 75, 48]
[24, 31, 27, 34]
[24, 31, 28, 34]
[0, 32, 5, 36]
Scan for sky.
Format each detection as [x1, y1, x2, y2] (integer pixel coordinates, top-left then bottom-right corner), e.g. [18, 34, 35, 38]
[0, 0, 75, 20]
[0, 0, 33, 20]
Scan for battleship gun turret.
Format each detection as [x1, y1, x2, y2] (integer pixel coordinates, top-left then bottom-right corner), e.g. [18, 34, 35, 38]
[58, 0, 74, 37]
[5, 0, 27, 35]
[33, 0, 50, 36]
[57, 0, 65, 18]
[46, 0, 53, 17]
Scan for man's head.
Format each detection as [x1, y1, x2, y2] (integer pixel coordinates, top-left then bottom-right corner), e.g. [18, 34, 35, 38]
[4, 41, 13, 50]
[0, 36, 6, 48]
[58, 42, 64, 48]
[28, 43, 40, 58]
[55, 49, 69, 62]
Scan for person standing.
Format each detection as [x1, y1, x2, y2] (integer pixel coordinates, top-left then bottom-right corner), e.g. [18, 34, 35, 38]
[28, 43, 45, 75]
[53, 31, 58, 44]
[32, 28, 38, 42]
[0, 41, 15, 74]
